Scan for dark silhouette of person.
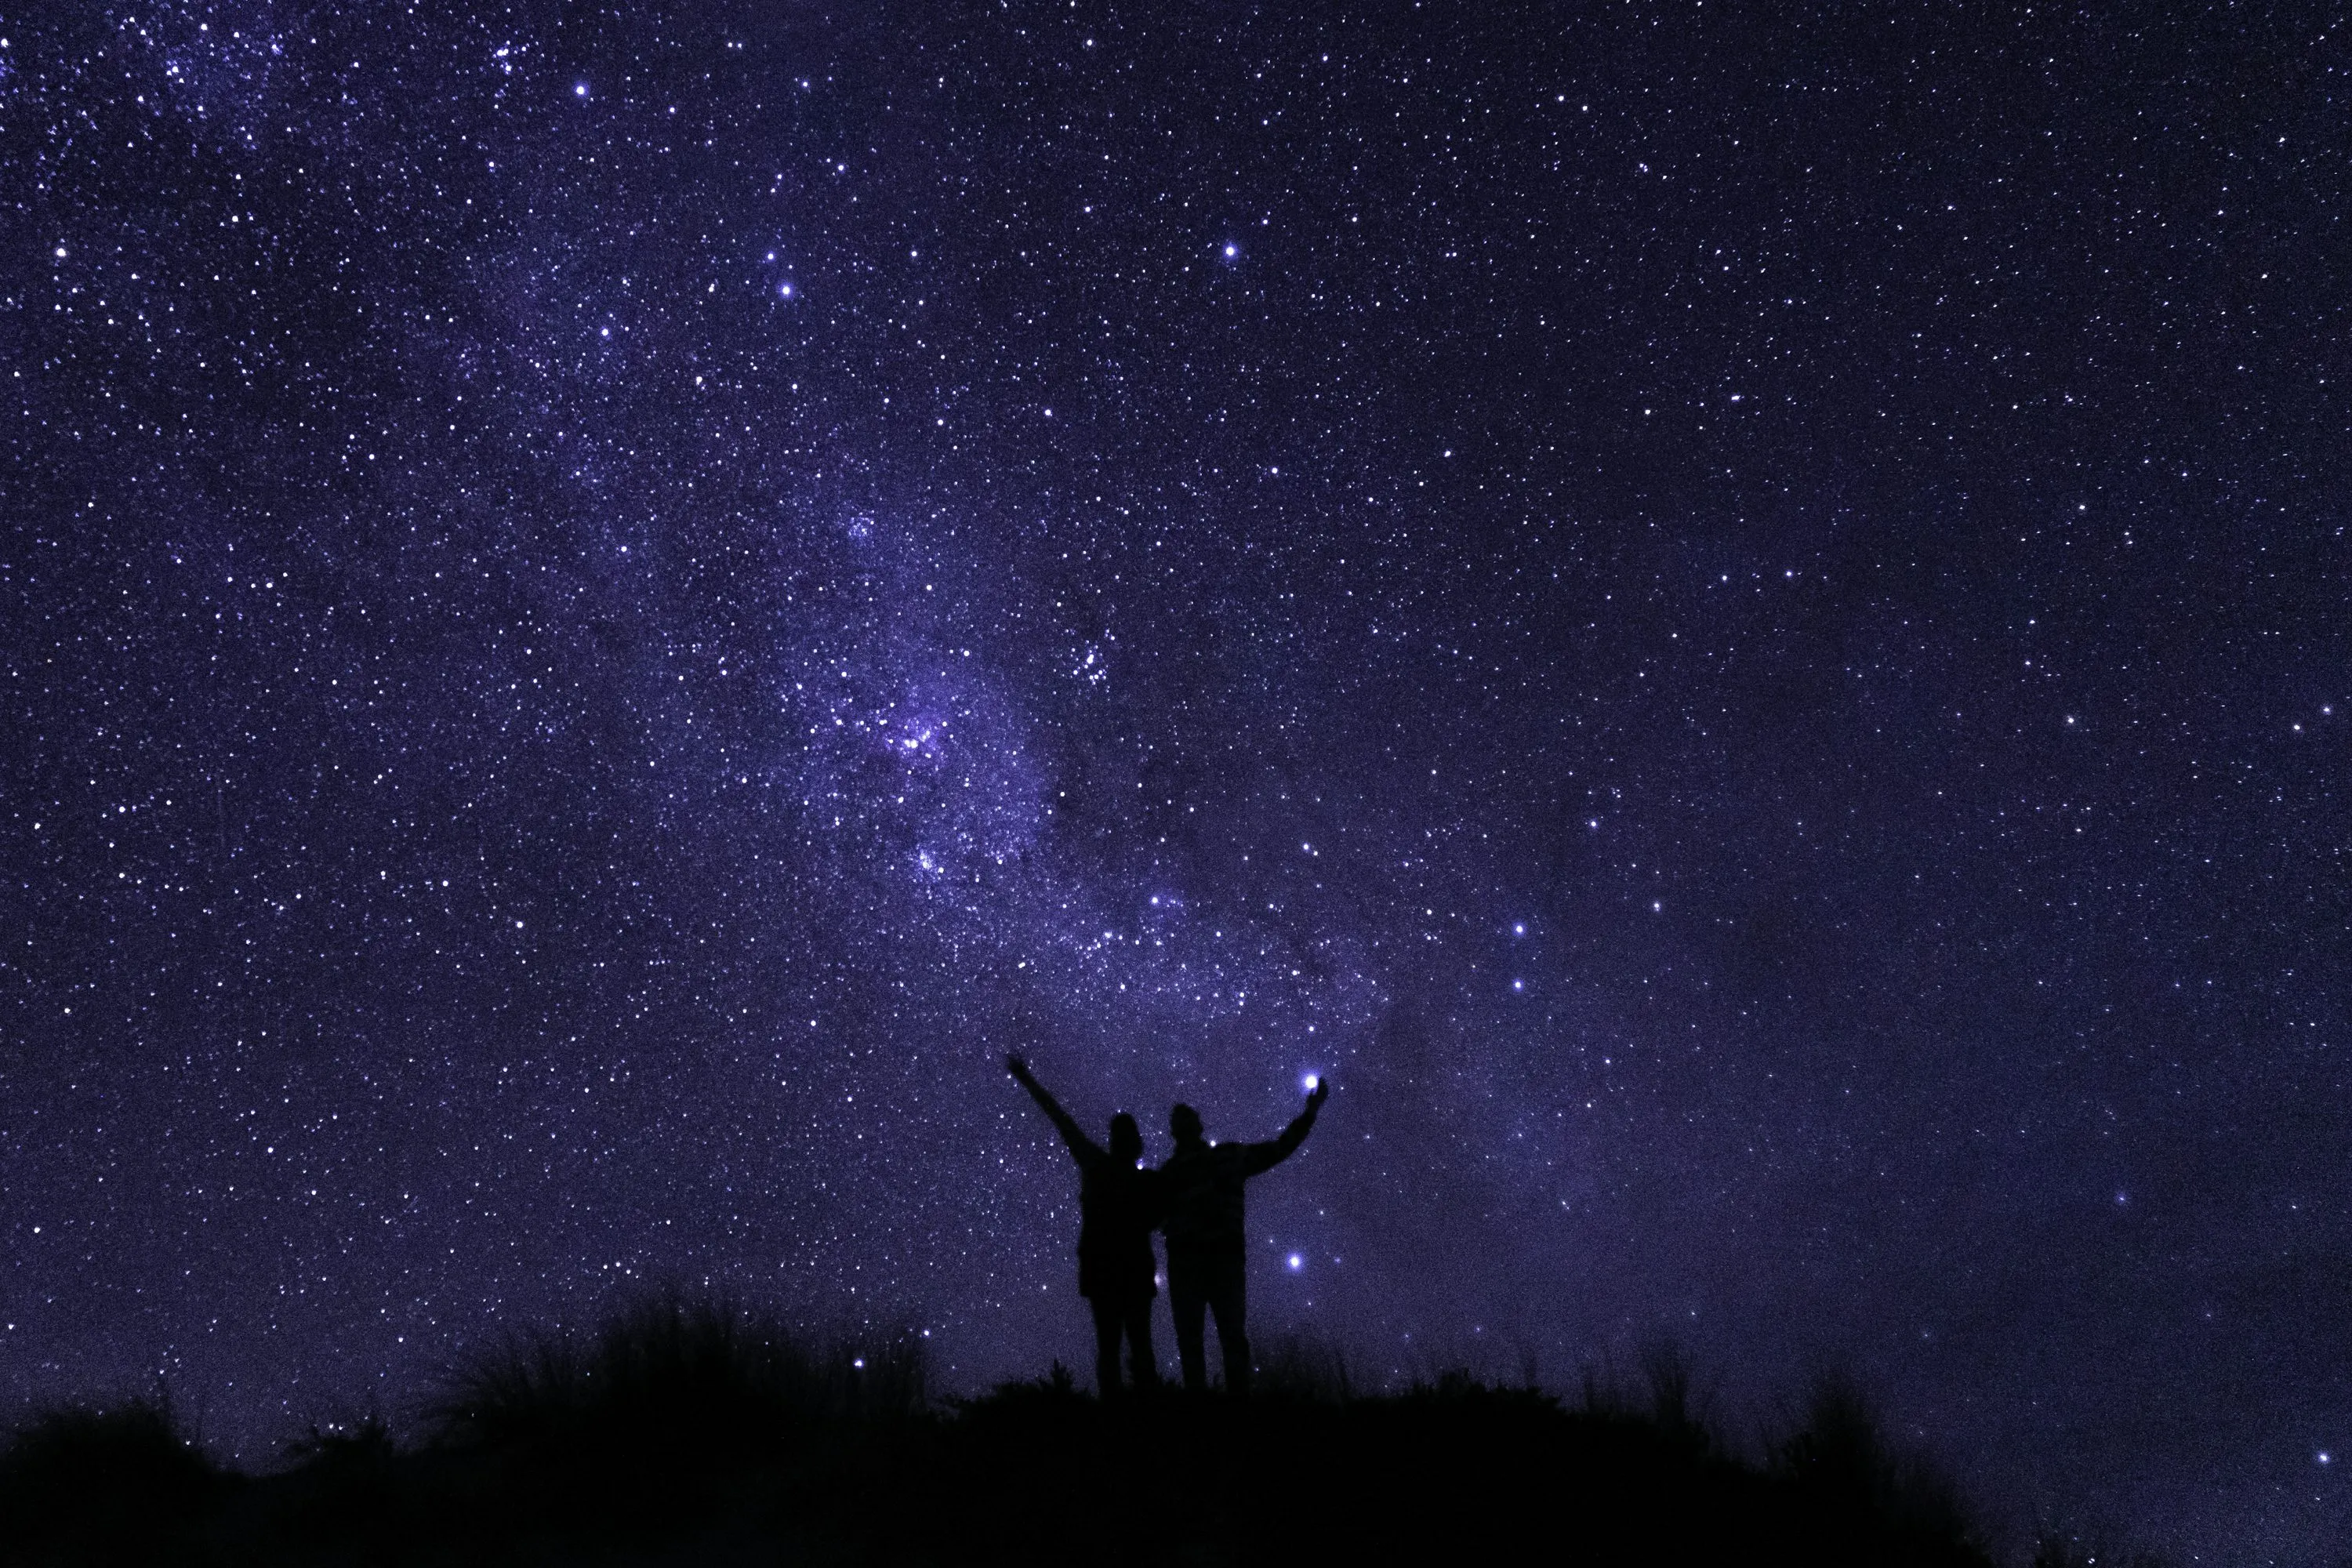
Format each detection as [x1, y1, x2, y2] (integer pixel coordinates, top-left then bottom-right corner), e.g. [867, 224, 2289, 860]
[1158, 1077, 1330, 1395]
[1006, 1054, 1164, 1395]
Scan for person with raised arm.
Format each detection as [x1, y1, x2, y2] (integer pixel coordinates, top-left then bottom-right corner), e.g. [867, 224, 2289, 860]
[1157, 1076, 1330, 1395]
[1006, 1054, 1165, 1395]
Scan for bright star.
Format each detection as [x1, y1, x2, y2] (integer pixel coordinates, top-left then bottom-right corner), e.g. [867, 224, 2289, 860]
[1286, 1254, 1303, 1271]
[1223, 243, 1238, 259]
[573, 82, 589, 98]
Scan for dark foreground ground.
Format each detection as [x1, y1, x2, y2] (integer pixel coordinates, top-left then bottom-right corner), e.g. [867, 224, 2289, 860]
[0, 1300, 2001, 1566]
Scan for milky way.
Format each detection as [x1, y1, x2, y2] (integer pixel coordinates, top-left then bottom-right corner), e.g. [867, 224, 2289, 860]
[5, 5, 2347, 1559]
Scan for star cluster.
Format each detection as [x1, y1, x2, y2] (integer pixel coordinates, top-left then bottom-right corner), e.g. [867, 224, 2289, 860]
[3, 4, 2347, 1559]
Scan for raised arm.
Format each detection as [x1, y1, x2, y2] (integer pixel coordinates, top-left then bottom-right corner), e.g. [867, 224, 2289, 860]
[1241, 1078, 1330, 1175]
[1007, 1055, 1103, 1165]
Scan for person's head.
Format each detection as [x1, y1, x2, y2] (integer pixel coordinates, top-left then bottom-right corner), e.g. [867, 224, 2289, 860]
[1108, 1111, 1142, 1165]
[1169, 1102, 1204, 1146]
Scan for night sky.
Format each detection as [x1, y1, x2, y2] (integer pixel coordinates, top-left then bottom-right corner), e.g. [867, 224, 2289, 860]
[4, 2, 2347, 1559]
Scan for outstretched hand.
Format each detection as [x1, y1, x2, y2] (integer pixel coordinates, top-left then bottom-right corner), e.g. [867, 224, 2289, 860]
[1307, 1077, 1331, 1109]
[1006, 1054, 1033, 1081]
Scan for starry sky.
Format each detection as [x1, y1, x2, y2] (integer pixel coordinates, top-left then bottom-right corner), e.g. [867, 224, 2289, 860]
[4, 2, 2347, 1559]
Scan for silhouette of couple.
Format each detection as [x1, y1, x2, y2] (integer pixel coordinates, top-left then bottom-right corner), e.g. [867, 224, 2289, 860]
[1007, 1055, 1329, 1396]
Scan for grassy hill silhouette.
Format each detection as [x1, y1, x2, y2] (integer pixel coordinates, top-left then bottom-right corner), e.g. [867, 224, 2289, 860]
[0, 1293, 2002, 1566]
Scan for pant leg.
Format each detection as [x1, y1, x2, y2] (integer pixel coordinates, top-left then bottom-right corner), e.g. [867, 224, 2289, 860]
[1123, 1298, 1160, 1388]
[1207, 1262, 1250, 1396]
[1168, 1269, 1210, 1392]
[1089, 1298, 1124, 1396]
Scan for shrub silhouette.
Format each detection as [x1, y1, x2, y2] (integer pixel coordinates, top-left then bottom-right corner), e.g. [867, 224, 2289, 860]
[430, 1289, 923, 1458]
[0, 1301, 2003, 1566]
[1777, 1370, 1983, 1565]
[1780, 1370, 1890, 1500]
[1250, 1328, 1355, 1403]
[269, 1407, 405, 1551]
[1640, 1338, 1716, 1456]
[282, 1407, 396, 1468]
[0, 1393, 227, 1552]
